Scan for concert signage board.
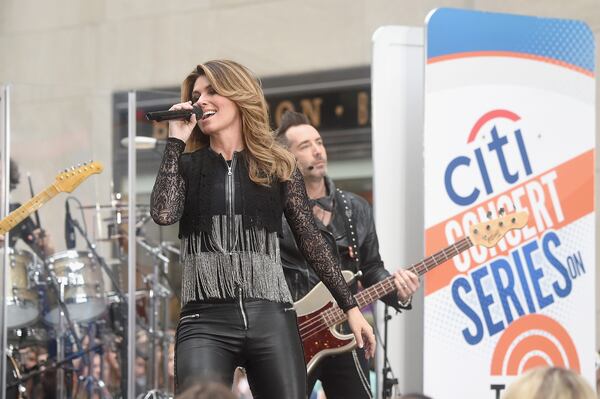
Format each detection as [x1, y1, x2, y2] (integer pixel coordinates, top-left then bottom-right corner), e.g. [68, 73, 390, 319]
[423, 9, 596, 398]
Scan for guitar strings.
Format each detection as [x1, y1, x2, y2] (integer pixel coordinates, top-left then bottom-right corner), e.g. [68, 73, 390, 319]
[297, 238, 473, 341]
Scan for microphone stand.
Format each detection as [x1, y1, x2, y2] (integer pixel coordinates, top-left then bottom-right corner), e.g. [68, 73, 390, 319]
[381, 305, 398, 399]
[28, 174, 83, 398]
[7, 344, 103, 388]
[70, 217, 130, 398]
[44, 253, 87, 399]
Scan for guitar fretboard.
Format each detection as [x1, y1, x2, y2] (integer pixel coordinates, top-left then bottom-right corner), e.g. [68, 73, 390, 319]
[0, 185, 59, 234]
[320, 236, 473, 328]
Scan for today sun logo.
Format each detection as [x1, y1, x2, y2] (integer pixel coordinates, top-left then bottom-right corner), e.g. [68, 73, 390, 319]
[490, 313, 580, 376]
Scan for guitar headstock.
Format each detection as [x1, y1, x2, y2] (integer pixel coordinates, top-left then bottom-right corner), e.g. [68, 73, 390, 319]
[54, 161, 104, 193]
[469, 211, 529, 248]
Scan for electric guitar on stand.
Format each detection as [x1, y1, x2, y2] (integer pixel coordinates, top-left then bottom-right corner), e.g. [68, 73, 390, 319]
[0, 161, 104, 235]
[296, 210, 529, 374]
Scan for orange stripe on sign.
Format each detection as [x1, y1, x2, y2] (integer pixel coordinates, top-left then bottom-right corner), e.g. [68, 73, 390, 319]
[427, 51, 595, 78]
[424, 149, 594, 296]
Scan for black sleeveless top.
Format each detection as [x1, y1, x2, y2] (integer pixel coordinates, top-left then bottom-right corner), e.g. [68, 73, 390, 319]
[150, 138, 357, 311]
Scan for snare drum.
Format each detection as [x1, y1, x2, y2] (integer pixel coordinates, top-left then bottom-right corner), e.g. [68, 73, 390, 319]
[2, 248, 40, 329]
[43, 250, 107, 325]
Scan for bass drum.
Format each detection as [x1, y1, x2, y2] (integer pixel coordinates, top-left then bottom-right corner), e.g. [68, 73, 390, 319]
[4, 248, 40, 328]
[5, 354, 24, 399]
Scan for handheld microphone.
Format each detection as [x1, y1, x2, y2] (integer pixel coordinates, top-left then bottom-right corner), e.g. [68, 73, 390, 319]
[65, 201, 76, 250]
[145, 106, 203, 122]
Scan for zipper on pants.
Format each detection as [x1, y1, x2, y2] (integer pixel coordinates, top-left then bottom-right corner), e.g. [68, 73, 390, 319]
[179, 313, 200, 323]
[236, 285, 248, 330]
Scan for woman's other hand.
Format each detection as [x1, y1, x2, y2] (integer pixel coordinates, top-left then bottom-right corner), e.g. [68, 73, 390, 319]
[346, 307, 376, 359]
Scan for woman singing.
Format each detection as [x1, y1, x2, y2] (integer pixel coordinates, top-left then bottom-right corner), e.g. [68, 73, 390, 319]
[150, 60, 375, 399]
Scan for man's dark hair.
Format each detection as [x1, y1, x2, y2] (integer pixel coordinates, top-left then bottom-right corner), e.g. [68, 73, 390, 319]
[275, 111, 311, 146]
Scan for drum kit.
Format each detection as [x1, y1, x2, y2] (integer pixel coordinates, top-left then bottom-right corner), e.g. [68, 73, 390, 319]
[3, 196, 179, 399]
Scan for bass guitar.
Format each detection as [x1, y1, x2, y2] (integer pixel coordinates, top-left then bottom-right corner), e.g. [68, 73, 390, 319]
[295, 211, 529, 374]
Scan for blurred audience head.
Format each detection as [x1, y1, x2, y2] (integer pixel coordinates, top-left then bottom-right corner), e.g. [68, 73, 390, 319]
[177, 381, 236, 399]
[503, 366, 595, 399]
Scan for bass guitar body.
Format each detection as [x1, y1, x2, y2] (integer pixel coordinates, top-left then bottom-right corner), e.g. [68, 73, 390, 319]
[295, 270, 357, 375]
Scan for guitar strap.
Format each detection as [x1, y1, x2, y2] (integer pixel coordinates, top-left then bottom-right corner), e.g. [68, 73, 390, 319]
[335, 188, 361, 274]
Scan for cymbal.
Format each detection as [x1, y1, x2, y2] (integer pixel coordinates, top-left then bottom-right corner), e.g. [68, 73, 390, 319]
[79, 203, 150, 210]
[102, 214, 150, 223]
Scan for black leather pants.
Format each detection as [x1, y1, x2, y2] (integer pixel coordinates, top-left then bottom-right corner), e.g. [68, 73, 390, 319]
[308, 348, 373, 399]
[175, 300, 307, 399]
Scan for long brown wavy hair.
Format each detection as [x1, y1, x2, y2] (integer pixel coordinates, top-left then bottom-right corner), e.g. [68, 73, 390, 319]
[181, 60, 295, 185]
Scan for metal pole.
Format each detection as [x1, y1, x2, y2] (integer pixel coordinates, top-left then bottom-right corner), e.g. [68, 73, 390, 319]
[1, 84, 11, 399]
[148, 262, 157, 390]
[127, 91, 137, 399]
[57, 282, 65, 398]
[162, 265, 170, 392]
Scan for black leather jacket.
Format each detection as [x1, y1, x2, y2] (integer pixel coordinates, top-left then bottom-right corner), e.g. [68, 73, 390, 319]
[280, 177, 409, 312]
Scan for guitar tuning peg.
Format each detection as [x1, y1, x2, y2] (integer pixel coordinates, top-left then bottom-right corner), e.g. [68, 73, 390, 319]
[486, 211, 492, 219]
[499, 207, 505, 216]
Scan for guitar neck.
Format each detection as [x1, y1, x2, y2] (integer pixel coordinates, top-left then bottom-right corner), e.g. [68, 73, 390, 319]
[354, 236, 473, 308]
[0, 185, 60, 234]
[325, 236, 473, 326]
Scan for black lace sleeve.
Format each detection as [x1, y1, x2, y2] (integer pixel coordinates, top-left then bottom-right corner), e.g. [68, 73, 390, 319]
[283, 169, 358, 311]
[150, 137, 187, 226]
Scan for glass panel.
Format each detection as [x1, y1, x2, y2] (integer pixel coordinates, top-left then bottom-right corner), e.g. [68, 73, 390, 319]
[2, 83, 133, 399]
[0, 85, 181, 399]
[1, 85, 10, 399]
[122, 89, 179, 398]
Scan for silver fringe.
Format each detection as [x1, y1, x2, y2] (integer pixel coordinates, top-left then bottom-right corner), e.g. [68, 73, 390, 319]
[180, 215, 292, 305]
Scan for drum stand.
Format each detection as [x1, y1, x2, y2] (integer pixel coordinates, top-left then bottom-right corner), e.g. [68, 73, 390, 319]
[136, 237, 173, 395]
[70, 218, 126, 398]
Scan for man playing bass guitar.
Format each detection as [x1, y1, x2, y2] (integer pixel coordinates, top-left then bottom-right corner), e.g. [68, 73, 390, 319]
[276, 111, 420, 399]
